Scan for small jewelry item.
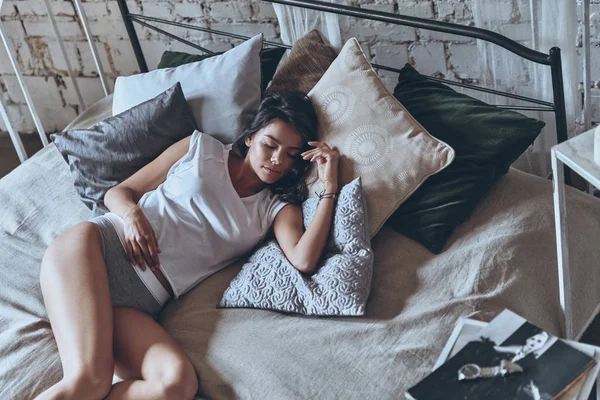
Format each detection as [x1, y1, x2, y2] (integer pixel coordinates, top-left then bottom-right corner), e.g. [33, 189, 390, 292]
[457, 359, 523, 381]
[315, 188, 338, 201]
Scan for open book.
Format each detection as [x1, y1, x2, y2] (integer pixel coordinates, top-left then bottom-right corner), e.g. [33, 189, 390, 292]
[406, 309, 597, 400]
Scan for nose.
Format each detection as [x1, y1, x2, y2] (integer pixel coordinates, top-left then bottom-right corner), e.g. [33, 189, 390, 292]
[271, 150, 283, 165]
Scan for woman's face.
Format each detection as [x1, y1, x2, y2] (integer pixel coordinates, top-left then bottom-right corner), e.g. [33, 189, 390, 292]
[524, 332, 549, 353]
[245, 119, 305, 184]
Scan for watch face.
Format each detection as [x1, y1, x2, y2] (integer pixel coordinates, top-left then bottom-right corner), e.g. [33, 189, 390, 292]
[458, 364, 480, 380]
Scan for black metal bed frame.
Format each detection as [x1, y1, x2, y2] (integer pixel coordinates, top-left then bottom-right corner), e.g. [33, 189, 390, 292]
[115, 0, 570, 183]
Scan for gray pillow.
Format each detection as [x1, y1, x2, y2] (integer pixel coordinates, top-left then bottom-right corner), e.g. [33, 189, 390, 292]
[50, 82, 197, 217]
[219, 177, 374, 316]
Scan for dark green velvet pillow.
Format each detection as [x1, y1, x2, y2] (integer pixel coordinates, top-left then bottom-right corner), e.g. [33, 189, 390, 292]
[386, 64, 546, 254]
[157, 47, 287, 93]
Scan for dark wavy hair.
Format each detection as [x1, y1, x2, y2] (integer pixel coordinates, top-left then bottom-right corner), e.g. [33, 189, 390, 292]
[231, 91, 319, 205]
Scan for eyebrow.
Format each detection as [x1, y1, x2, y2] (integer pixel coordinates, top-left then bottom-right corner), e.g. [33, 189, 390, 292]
[264, 134, 304, 151]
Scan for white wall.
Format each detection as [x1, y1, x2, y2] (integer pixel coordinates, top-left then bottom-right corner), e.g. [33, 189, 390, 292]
[0, 0, 598, 134]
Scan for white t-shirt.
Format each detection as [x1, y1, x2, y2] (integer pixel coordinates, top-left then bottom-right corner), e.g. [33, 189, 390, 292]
[104, 130, 289, 303]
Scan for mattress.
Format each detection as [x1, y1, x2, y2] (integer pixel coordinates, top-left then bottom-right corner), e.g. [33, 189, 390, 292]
[1, 97, 600, 399]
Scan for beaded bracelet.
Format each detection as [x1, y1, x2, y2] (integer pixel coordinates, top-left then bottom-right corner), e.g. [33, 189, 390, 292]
[315, 188, 338, 201]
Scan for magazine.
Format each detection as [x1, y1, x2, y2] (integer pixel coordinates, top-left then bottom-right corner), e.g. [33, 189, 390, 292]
[406, 309, 597, 400]
[434, 316, 600, 400]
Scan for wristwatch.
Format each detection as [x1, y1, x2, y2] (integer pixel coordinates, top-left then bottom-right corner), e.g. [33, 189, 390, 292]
[457, 359, 523, 381]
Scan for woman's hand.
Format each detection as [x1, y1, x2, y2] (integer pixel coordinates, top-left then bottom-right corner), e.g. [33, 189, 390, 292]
[122, 205, 161, 272]
[301, 141, 340, 191]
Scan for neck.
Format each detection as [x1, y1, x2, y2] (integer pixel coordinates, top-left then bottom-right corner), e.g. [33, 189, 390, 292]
[229, 149, 265, 195]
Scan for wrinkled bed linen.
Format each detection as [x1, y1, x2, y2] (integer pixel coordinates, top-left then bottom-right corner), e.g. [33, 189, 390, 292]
[1, 140, 600, 399]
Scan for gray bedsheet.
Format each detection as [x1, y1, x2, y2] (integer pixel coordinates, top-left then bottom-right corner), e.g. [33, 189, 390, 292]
[1, 141, 600, 399]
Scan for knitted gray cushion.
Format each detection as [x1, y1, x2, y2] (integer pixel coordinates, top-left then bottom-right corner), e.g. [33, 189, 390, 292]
[219, 177, 373, 316]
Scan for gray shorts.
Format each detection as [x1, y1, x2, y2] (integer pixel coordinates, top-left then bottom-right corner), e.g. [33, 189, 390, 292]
[89, 215, 163, 318]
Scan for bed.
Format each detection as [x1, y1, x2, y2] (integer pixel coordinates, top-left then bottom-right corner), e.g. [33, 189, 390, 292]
[2, 1, 600, 399]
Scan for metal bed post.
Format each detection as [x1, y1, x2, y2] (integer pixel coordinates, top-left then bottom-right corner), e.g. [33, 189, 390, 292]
[0, 97, 27, 163]
[0, 22, 48, 147]
[549, 47, 571, 186]
[116, 0, 149, 73]
[582, 0, 595, 196]
[582, 0, 592, 133]
[42, 0, 86, 112]
[72, 0, 111, 96]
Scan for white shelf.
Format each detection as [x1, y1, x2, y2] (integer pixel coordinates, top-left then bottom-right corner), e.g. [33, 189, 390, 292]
[552, 128, 600, 189]
[551, 127, 600, 341]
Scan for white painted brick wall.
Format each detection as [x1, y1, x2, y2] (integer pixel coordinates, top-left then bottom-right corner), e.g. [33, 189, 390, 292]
[373, 43, 409, 71]
[1, 0, 599, 135]
[1, 0, 76, 19]
[399, 2, 434, 19]
[410, 42, 447, 76]
[448, 43, 479, 79]
[210, 2, 253, 21]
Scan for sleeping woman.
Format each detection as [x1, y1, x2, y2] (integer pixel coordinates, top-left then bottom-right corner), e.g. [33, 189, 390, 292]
[35, 91, 339, 400]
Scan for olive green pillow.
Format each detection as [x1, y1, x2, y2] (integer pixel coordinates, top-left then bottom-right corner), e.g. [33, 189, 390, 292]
[387, 64, 546, 254]
[157, 47, 286, 93]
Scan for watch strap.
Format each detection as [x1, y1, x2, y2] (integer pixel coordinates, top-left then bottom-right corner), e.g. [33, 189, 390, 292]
[479, 365, 503, 378]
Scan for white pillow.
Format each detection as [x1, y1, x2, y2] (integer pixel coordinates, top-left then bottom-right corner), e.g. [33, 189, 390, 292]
[112, 34, 263, 144]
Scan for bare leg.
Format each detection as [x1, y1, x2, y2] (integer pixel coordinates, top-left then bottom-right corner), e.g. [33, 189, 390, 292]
[35, 222, 114, 400]
[106, 307, 198, 399]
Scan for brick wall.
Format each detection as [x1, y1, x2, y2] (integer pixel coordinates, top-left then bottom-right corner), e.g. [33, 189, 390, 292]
[0, 0, 598, 134]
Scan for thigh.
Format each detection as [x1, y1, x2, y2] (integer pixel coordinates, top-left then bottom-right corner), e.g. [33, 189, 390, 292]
[112, 307, 197, 385]
[41, 221, 114, 381]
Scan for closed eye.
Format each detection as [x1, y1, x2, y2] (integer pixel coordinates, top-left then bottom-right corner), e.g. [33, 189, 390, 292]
[264, 142, 300, 159]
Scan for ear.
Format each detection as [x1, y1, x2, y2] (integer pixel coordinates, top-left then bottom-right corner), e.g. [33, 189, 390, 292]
[245, 135, 253, 148]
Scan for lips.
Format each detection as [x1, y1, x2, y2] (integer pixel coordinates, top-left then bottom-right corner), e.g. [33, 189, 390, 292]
[263, 166, 281, 174]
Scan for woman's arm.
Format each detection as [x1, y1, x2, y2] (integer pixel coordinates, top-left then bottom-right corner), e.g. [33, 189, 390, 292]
[104, 135, 191, 270]
[272, 141, 339, 275]
[272, 182, 337, 274]
[104, 135, 191, 218]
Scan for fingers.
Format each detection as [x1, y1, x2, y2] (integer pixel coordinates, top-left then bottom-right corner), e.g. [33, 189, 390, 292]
[312, 155, 327, 164]
[301, 142, 326, 157]
[307, 141, 329, 148]
[302, 147, 338, 162]
[148, 233, 161, 270]
[125, 241, 136, 269]
[302, 142, 328, 153]
[126, 237, 161, 272]
[301, 148, 317, 157]
[136, 236, 155, 271]
[123, 209, 162, 272]
[129, 241, 147, 271]
[302, 148, 325, 159]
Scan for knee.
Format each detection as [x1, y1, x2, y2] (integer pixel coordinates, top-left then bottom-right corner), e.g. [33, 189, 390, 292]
[155, 362, 198, 400]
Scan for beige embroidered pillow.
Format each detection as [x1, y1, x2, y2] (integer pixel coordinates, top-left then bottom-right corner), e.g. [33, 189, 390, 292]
[306, 38, 455, 238]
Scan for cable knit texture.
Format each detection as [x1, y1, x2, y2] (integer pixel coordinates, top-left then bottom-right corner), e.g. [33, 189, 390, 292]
[219, 177, 373, 316]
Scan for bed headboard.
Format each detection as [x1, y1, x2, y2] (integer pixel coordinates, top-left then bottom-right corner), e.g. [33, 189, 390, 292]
[114, 0, 569, 182]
